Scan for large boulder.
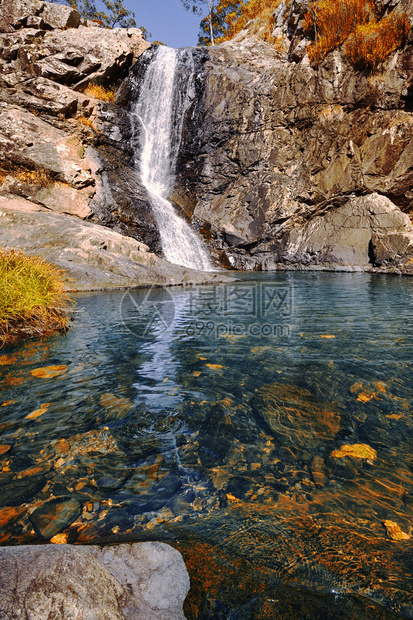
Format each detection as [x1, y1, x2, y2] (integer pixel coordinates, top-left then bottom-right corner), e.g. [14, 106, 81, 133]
[0, 197, 228, 290]
[0, 542, 190, 620]
[282, 193, 413, 268]
[0, 0, 81, 33]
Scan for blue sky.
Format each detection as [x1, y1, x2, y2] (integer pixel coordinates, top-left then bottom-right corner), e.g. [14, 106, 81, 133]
[123, 0, 206, 48]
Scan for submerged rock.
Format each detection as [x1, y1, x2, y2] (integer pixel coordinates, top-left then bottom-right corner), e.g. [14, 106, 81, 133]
[252, 383, 341, 450]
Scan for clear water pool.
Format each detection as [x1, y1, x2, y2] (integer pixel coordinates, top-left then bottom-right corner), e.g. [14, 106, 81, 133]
[1, 271, 413, 618]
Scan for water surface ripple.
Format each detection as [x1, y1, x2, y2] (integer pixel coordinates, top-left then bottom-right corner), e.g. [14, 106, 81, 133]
[1, 272, 413, 619]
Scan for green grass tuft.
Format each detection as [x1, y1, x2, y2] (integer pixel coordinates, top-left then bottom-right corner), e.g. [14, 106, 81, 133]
[0, 249, 73, 347]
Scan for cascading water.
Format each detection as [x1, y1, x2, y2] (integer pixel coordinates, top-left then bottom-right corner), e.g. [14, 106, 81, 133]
[133, 46, 213, 271]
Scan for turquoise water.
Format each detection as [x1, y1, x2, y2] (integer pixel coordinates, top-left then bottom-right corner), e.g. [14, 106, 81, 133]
[1, 272, 413, 618]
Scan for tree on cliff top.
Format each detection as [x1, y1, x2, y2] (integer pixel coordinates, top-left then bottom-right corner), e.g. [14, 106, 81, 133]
[198, 0, 243, 45]
[181, 0, 219, 44]
[51, 0, 137, 28]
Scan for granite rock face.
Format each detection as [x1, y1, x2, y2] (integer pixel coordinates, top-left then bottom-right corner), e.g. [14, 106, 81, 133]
[0, 542, 190, 620]
[0, 0, 160, 258]
[0, 197, 228, 290]
[2, 0, 413, 277]
[171, 0, 413, 273]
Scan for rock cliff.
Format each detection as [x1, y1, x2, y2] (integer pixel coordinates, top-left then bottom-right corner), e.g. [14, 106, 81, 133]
[171, 0, 413, 273]
[2, 0, 413, 280]
[0, 0, 232, 289]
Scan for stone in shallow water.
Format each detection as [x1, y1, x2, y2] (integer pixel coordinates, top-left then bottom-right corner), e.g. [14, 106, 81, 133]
[330, 444, 377, 460]
[30, 364, 67, 379]
[252, 383, 341, 450]
[0, 474, 47, 507]
[29, 497, 81, 539]
[0, 355, 17, 366]
[383, 520, 411, 541]
[99, 393, 133, 421]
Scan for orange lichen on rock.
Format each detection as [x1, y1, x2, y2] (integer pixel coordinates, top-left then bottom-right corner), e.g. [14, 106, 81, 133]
[205, 363, 224, 370]
[330, 443, 377, 460]
[31, 365, 67, 379]
[1, 400, 16, 407]
[320, 334, 335, 339]
[0, 445, 11, 454]
[383, 520, 411, 541]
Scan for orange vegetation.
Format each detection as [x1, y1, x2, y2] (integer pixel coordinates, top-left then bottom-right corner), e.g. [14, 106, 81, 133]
[83, 83, 115, 102]
[216, 0, 284, 44]
[345, 11, 410, 70]
[304, 0, 410, 69]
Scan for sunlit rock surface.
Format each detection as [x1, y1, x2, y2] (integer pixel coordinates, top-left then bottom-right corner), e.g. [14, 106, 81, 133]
[0, 542, 190, 620]
[172, 1, 413, 272]
[0, 199, 229, 290]
[0, 0, 161, 257]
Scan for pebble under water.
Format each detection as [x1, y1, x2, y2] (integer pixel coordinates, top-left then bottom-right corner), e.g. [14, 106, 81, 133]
[1, 271, 413, 619]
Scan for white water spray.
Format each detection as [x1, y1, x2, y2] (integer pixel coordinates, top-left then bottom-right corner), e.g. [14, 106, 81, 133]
[133, 46, 213, 271]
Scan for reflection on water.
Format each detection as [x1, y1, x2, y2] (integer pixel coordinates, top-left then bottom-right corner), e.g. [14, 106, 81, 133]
[1, 272, 413, 619]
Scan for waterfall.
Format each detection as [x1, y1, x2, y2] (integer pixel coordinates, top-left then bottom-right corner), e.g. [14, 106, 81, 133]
[133, 46, 213, 271]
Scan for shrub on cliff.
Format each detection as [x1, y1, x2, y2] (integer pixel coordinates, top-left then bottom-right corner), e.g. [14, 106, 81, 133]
[345, 12, 410, 70]
[198, 0, 284, 45]
[0, 249, 72, 347]
[304, 0, 410, 70]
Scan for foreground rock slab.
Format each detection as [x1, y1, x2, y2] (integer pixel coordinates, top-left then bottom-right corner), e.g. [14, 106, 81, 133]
[0, 197, 229, 291]
[0, 542, 189, 619]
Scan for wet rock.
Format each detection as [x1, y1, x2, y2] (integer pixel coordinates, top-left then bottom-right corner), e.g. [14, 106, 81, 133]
[0, 474, 47, 507]
[122, 472, 182, 513]
[383, 520, 411, 541]
[330, 443, 377, 461]
[198, 403, 234, 468]
[310, 456, 327, 488]
[29, 497, 81, 538]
